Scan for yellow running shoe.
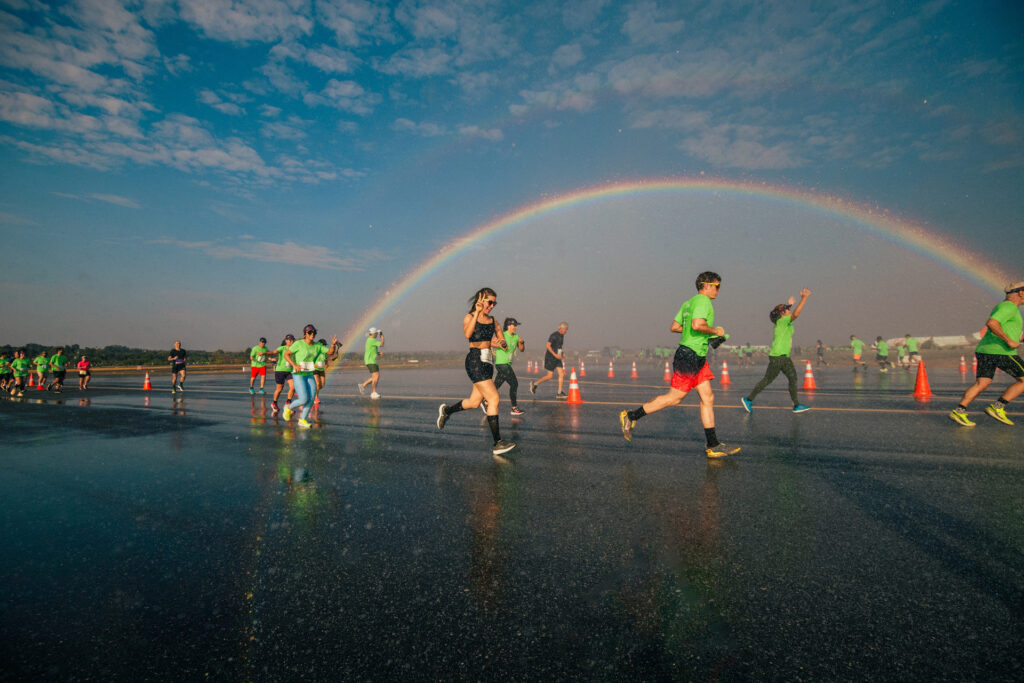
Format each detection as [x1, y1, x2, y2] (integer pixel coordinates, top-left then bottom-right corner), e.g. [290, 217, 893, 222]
[282, 406, 292, 421]
[619, 410, 634, 442]
[706, 443, 741, 458]
[297, 418, 312, 429]
[948, 409, 976, 427]
[984, 403, 1013, 425]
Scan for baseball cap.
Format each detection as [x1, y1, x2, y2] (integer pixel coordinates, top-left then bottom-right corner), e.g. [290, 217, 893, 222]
[368, 327, 378, 335]
[303, 324, 317, 335]
[1004, 281, 1024, 294]
[285, 334, 295, 341]
[503, 318, 521, 328]
[259, 337, 266, 343]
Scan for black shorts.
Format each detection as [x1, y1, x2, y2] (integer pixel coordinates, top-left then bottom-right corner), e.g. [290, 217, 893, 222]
[544, 355, 563, 372]
[875, 354, 887, 362]
[171, 363, 186, 374]
[314, 369, 326, 377]
[465, 349, 494, 383]
[975, 353, 1024, 380]
[366, 364, 380, 373]
[53, 370, 66, 381]
[275, 370, 292, 385]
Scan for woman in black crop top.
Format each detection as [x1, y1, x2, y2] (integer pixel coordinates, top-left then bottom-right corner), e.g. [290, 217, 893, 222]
[436, 287, 517, 457]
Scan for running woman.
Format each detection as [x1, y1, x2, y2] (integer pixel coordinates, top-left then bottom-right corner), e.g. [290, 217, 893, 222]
[0, 351, 12, 393]
[32, 351, 48, 388]
[493, 318, 525, 416]
[436, 288, 517, 456]
[168, 340, 187, 393]
[950, 281, 1024, 427]
[816, 340, 827, 367]
[47, 347, 68, 393]
[874, 336, 890, 372]
[11, 350, 30, 396]
[77, 355, 91, 390]
[249, 338, 270, 394]
[313, 337, 341, 402]
[271, 335, 295, 415]
[530, 322, 569, 398]
[904, 334, 921, 364]
[619, 271, 741, 458]
[283, 325, 338, 428]
[741, 289, 812, 414]
[850, 335, 866, 369]
[358, 328, 384, 399]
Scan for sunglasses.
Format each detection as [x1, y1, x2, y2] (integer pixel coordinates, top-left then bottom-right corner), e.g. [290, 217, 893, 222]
[483, 299, 496, 305]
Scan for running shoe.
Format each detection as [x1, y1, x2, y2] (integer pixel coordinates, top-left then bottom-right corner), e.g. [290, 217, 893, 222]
[258, 388, 265, 394]
[492, 440, 517, 456]
[314, 397, 320, 405]
[370, 392, 380, 400]
[706, 443, 741, 458]
[297, 418, 312, 429]
[792, 404, 811, 413]
[529, 381, 537, 395]
[271, 403, 279, 415]
[249, 387, 255, 395]
[177, 385, 184, 392]
[171, 385, 177, 394]
[619, 410, 635, 442]
[437, 403, 448, 430]
[283, 406, 293, 421]
[948, 409, 975, 427]
[510, 407, 525, 416]
[985, 403, 1014, 425]
[357, 383, 366, 395]
[556, 391, 568, 399]
[741, 397, 753, 413]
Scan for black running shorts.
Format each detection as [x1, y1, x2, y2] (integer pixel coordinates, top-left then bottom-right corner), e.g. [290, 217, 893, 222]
[975, 352, 1024, 380]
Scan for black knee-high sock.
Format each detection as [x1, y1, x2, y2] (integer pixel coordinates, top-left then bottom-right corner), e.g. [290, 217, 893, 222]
[627, 406, 646, 421]
[704, 427, 719, 447]
[486, 414, 501, 443]
[445, 402, 466, 416]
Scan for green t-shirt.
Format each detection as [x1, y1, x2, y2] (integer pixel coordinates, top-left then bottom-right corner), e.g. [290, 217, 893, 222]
[364, 337, 382, 365]
[674, 293, 715, 356]
[250, 345, 269, 368]
[288, 339, 317, 376]
[49, 353, 67, 371]
[976, 300, 1023, 356]
[897, 345, 907, 358]
[768, 317, 795, 357]
[850, 339, 864, 354]
[274, 345, 292, 372]
[0, 357, 10, 375]
[494, 331, 520, 365]
[33, 355, 48, 372]
[313, 342, 328, 370]
[11, 358, 30, 377]
[905, 337, 919, 353]
[876, 341, 888, 357]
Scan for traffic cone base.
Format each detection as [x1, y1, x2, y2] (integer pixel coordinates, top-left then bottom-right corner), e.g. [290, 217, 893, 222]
[143, 372, 152, 391]
[912, 360, 933, 400]
[567, 368, 583, 404]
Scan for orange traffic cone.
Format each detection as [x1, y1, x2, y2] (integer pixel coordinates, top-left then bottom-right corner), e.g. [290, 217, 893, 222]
[28, 374, 35, 387]
[143, 372, 152, 391]
[580, 361, 586, 377]
[802, 360, 818, 390]
[912, 361, 933, 400]
[608, 361, 615, 378]
[630, 361, 639, 379]
[663, 361, 671, 382]
[526, 360, 532, 373]
[566, 367, 583, 404]
[720, 360, 732, 386]
[959, 355, 966, 373]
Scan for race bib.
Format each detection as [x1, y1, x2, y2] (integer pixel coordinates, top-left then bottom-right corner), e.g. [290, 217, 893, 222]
[479, 348, 494, 365]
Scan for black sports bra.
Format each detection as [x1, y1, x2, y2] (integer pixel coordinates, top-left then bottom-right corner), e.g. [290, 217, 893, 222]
[469, 317, 496, 343]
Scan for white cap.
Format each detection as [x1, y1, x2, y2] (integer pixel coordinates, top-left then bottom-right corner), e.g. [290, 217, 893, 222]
[368, 327, 378, 335]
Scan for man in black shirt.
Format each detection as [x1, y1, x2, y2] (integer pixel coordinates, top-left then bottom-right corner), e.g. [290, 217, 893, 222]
[530, 322, 569, 398]
[168, 340, 187, 393]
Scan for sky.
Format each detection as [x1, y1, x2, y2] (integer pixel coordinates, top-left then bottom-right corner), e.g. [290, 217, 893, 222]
[0, 0, 1022, 353]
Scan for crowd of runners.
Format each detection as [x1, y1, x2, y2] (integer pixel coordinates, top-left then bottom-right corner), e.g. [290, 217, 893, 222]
[3, 275, 1022, 458]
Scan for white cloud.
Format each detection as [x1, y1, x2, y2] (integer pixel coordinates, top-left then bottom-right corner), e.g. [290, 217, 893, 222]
[550, 43, 584, 74]
[679, 127, 803, 170]
[154, 237, 374, 270]
[316, 0, 393, 46]
[458, 125, 502, 141]
[379, 47, 452, 78]
[305, 45, 359, 73]
[198, 89, 244, 116]
[178, 0, 314, 42]
[393, 118, 446, 136]
[622, 1, 685, 45]
[305, 78, 381, 115]
[89, 193, 141, 208]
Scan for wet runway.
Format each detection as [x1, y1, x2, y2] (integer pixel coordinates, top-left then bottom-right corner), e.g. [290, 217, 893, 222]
[2, 362, 1022, 680]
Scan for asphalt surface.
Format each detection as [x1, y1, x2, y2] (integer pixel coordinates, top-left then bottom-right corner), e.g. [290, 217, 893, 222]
[2, 361, 1022, 680]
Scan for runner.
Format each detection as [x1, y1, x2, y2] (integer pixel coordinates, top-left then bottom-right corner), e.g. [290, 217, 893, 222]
[618, 271, 741, 458]
[358, 328, 384, 399]
[849, 335, 866, 369]
[32, 351, 48, 389]
[741, 289, 812, 414]
[10, 350, 30, 397]
[0, 350, 12, 393]
[530, 322, 569, 398]
[77, 355, 91, 390]
[436, 288, 516, 456]
[168, 340, 187, 393]
[905, 334, 921, 364]
[283, 325, 337, 428]
[47, 347, 68, 393]
[949, 281, 1024, 427]
[249, 338, 270, 394]
[313, 337, 342, 403]
[493, 317, 526, 416]
[874, 336, 890, 372]
[271, 335, 295, 415]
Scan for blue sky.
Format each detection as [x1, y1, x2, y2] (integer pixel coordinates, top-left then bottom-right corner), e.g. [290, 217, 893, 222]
[1, 0, 1022, 352]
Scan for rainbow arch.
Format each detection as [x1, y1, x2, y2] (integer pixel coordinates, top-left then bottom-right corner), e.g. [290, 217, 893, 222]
[332, 176, 1010, 366]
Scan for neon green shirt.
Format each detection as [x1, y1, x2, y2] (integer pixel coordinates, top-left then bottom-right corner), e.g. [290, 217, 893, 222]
[11, 358, 30, 377]
[976, 301, 1023, 355]
[33, 355, 48, 372]
[0, 356, 10, 375]
[49, 353, 67, 371]
[313, 342, 328, 370]
[250, 345, 269, 368]
[851, 339, 864, 355]
[274, 345, 292, 372]
[288, 340, 317, 376]
[768, 317, 795, 357]
[494, 331, 520, 365]
[674, 293, 715, 356]
[364, 337, 382, 365]
[905, 337, 919, 353]
[876, 341, 888, 357]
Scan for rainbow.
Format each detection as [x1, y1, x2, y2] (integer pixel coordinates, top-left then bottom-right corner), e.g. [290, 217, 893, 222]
[332, 176, 1010, 365]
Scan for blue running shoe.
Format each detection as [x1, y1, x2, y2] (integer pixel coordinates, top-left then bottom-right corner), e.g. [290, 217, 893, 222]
[793, 404, 811, 413]
[741, 397, 753, 413]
